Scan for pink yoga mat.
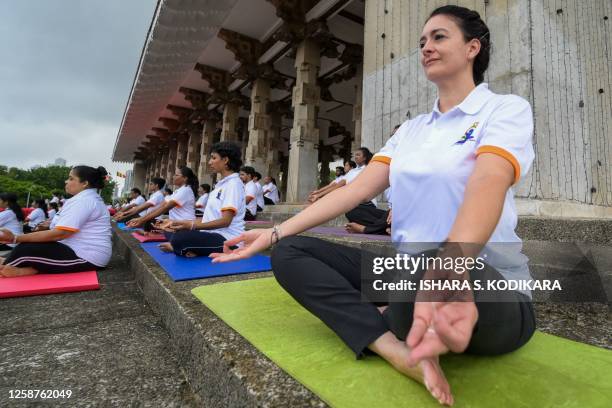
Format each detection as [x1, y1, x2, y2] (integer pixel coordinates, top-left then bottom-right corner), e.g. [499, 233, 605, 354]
[0, 271, 99, 299]
[131, 232, 167, 243]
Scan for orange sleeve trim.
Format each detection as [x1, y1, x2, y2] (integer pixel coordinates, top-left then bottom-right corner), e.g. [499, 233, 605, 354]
[371, 156, 392, 165]
[221, 207, 237, 214]
[476, 145, 521, 184]
[55, 226, 79, 232]
[169, 200, 182, 208]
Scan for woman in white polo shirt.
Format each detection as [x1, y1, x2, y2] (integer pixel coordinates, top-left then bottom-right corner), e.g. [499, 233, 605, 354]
[127, 167, 197, 235]
[24, 199, 47, 233]
[160, 142, 245, 257]
[0, 166, 111, 277]
[0, 193, 24, 252]
[210, 6, 536, 406]
[262, 176, 280, 205]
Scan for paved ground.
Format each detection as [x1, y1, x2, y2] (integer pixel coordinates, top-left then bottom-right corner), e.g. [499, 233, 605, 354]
[0, 254, 199, 407]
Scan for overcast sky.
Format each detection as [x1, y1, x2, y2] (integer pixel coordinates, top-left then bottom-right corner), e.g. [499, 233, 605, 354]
[0, 0, 157, 189]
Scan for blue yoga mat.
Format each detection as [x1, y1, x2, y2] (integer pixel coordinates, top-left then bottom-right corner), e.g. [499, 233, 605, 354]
[140, 242, 271, 281]
[116, 222, 137, 231]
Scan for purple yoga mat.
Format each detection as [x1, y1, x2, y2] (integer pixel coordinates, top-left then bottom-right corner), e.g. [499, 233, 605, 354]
[307, 226, 391, 241]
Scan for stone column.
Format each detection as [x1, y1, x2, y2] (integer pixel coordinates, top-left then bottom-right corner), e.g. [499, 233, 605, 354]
[220, 103, 239, 143]
[176, 134, 189, 168]
[132, 160, 147, 191]
[159, 149, 169, 183]
[245, 79, 270, 173]
[286, 39, 321, 202]
[166, 139, 178, 182]
[187, 129, 202, 173]
[264, 111, 282, 181]
[154, 151, 163, 179]
[351, 65, 363, 151]
[198, 119, 216, 185]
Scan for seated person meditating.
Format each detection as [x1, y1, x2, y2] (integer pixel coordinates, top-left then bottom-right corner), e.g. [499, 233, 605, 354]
[210, 6, 536, 406]
[157, 142, 245, 257]
[114, 188, 146, 222]
[24, 199, 48, 233]
[308, 159, 355, 203]
[0, 193, 24, 252]
[262, 176, 280, 205]
[240, 166, 258, 221]
[195, 183, 211, 217]
[0, 166, 112, 277]
[126, 167, 197, 241]
[114, 177, 166, 232]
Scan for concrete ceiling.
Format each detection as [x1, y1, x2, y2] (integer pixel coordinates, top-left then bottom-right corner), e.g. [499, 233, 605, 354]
[113, 0, 365, 162]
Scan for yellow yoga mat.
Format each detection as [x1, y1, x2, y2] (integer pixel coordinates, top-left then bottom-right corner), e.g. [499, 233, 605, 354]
[192, 277, 612, 407]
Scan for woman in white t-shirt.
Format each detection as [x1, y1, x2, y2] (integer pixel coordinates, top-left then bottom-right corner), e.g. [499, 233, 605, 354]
[209, 6, 536, 406]
[127, 167, 197, 236]
[195, 183, 211, 216]
[0, 166, 112, 277]
[0, 193, 24, 251]
[160, 142, 246, 257]
[262, 176, 280, 205]
[47, 202, 59, 221]
[24, 199, 47, 233]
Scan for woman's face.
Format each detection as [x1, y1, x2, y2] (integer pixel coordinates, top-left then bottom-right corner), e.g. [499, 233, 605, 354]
[65, 170, 88, 195]
[354, 150, 365, 166]
[344, 162, 351, 173]
[420, 14, 480, 84]
[208, 152, 227, 173]
[173, 169, 186, 187]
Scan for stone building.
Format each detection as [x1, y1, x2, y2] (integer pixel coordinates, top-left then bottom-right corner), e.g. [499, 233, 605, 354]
[113, 0, 611, 217]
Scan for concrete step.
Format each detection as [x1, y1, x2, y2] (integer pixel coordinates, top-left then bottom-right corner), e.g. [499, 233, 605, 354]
[112, 226, 611, 406]
[0, 254, 199, 407]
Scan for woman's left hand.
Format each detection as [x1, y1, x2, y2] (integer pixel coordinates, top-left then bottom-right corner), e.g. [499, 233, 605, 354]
[0, 229, 15, 244]
[168, 220, 192, 231]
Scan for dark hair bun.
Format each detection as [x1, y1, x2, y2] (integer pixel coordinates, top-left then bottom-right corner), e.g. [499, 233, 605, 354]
[97, 166, 108, 177]
[72, 165, 107, 189]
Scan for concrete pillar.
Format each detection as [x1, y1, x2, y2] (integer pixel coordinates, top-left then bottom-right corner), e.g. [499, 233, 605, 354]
[286, 39, 321, 202]
[153, 151, 162, 180]
[187, 129, 202, 173]
[166, 139, 178, 182]
[221, 102, 239, 143]
[351, 65, 363, 152]
[159, 150, 169, 183]
[198, 119, 216, 185]
[245, 79, 270, 173]
[176, 134, 189, 169]
[264, 111, 282, 181]
[132, 160, 147, 191]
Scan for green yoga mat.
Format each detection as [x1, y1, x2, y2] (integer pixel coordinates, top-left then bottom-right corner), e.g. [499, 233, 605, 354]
[192, 278, 612, 407]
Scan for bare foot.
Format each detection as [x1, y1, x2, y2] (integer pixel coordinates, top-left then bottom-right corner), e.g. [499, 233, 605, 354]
[0, 265, 38, 278]
[370, 332, 453, 406]
[345, 222, 366, 234]
[158, 243, 174, 253]
[184, 251, 197, 258]
[385, 227, 391, 235]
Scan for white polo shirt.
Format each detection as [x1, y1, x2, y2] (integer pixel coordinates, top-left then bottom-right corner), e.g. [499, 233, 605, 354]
[145, 190, 165, 219]
[48, 208, 57, 221]
[27, 208, 46, 228]
[165, 185, 196, 221]
[0, 209, 23, 247]
[129, 195, 146, 216]
[50, 188, 112, 267]
[263, 183, 280, 203]
[196, 193, 209, 209]
[244, 180, 258, 215]
[254, 182, 265, 210]
[345, 165, 377, 206]
[202, 173, 245, 240]
[372, 83, 535, 293]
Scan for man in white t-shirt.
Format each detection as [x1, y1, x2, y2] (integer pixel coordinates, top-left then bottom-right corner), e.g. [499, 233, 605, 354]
[195, 183, 210, 216]
[239, 166, 258, 221]
[113, 179, 166, 230]
[119, 188, 146, 217]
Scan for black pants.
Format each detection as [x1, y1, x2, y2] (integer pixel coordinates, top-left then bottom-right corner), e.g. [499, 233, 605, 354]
[245, 210, 257, 221]
[345, 203, 389, 235]
[264, 197, 275, 205]
[0, 244, 14, 251]
[169, 230, 226, 257]
[3, 242, 97, 273]
[271, 236, 536, 358]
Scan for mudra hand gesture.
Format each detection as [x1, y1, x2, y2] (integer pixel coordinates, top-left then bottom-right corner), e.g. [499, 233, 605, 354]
[209, 228, 275, 263]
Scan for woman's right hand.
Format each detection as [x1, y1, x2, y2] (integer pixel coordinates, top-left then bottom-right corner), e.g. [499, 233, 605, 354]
[127, 217, 143, 228]
[0, 228, 15, 244]
[209, 228, 274, 263]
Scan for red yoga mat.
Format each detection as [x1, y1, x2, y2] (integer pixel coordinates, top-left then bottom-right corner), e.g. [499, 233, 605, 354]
[131, 232, 167, 243]
[0, 271, 99, 299]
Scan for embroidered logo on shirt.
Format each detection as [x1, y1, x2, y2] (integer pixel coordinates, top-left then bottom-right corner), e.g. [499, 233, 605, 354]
[454, 122, 479, 145]
[216, 189, 222, 200]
